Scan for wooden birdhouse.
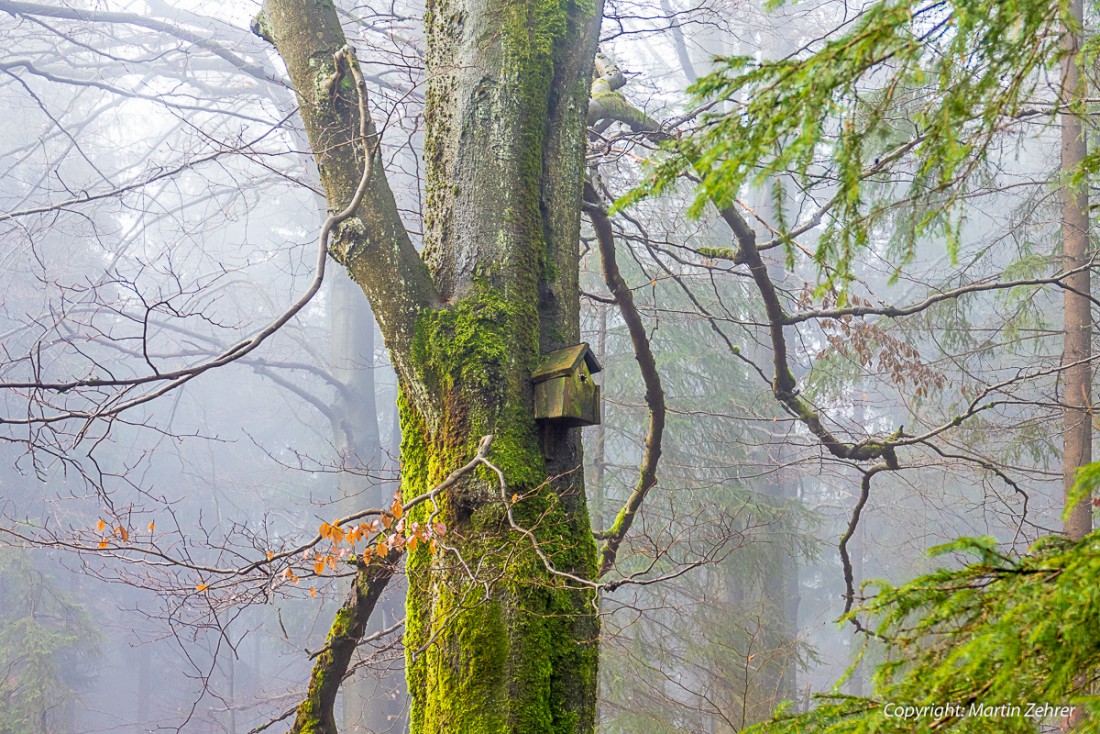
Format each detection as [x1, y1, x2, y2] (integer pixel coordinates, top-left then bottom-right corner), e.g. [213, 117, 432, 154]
[531, 343, 602, 427]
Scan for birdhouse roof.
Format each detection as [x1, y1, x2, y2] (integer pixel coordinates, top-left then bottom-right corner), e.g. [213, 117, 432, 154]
[531, 343, 602, 383]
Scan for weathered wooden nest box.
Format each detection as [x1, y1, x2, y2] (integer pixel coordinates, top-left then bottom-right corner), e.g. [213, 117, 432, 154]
[531, 343, 602, 427]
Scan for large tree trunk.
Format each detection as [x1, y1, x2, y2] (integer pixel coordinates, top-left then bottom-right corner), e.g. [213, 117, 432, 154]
[259, 0, 604, 731]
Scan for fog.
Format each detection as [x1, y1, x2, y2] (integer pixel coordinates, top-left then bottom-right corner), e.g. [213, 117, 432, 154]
[0, 1, 1077, 733]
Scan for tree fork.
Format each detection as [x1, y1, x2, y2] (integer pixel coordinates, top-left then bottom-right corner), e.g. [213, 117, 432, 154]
[258, 0, 605, 730]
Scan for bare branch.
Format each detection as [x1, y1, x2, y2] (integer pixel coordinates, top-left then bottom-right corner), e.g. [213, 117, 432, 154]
[0, 48, 378, 427]
[0, 0, 285, 86]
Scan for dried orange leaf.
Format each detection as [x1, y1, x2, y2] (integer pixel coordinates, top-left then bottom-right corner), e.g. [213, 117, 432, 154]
[147, 522, 155, 533]
[97, 538, 108, 549]
[309, 586, 317, 599]
[313, 560, 325, 575]
[96, 519, 106, 533]
[391, 500, 404, 520]
[266, 550, 275, 561]
[196, 583, 208, 592]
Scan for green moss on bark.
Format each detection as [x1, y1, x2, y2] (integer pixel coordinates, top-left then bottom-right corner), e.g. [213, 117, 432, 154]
[401, 434, 599, 733]
[410, 282, 543, 487]
[401, 283, 599, 733]
[404, 0, 600, 727]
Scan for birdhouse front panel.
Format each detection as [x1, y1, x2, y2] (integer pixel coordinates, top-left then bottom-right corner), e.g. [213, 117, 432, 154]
[531, 343, 602, 427]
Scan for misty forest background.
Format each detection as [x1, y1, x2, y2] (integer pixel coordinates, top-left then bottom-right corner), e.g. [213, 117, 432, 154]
[0, 0, 1097, 732]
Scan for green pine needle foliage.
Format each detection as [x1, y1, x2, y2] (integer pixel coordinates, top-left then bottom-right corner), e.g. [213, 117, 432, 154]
[0, 548, 100, 734]
[744, 530, 1100, 732]
[620, 0, 1075, 288]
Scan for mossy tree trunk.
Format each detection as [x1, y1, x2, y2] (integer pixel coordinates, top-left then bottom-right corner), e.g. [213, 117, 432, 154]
[259, 0, 604, 731]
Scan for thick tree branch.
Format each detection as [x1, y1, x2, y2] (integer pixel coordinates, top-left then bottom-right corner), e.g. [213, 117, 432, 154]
[258, 0, 438, 403]
[585, 56, 883, 466]
[583, 183, 666, 576]
[288, 549, 401, 734]
[714, 202, 899, 467]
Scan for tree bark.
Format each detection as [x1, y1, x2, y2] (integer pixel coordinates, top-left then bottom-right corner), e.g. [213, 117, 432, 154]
[1061, 0, 1092, 543]
[259, 0, 604, 731]
[1060, 3, 1092, 728]
[257, 0, 438, 407]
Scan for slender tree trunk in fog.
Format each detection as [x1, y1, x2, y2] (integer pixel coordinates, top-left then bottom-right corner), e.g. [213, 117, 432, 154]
[256, 0, 604, 730]
[589, 305, 608, 530]
[1061, 0, 1092, 543]
[330, 269, 408, 732]
[1061, 3, 1092, 726]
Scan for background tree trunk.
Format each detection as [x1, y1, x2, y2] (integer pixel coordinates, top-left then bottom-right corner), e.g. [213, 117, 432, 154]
[330, 269, 408, 733]
[1061, 0, 1092, 543]
[1061, 3, 1092, 727]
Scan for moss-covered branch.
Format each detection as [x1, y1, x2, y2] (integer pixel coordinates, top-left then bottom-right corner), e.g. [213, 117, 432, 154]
[587, 52, 661, 133]
[582, 183, 666, 577]
[289, 551, 400, 734]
